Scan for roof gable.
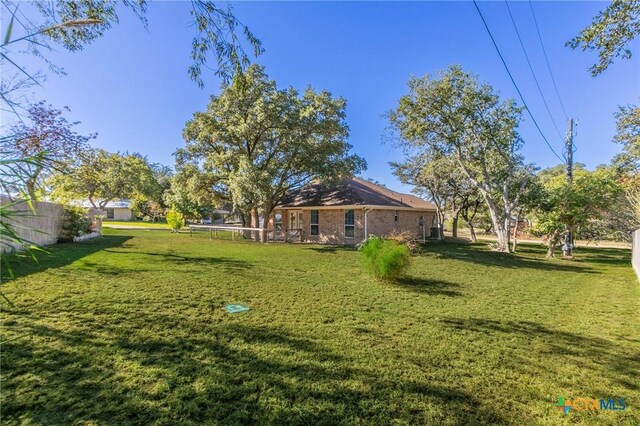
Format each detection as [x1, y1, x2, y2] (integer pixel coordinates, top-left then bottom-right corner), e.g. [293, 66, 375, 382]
[278, 177, 436, 210]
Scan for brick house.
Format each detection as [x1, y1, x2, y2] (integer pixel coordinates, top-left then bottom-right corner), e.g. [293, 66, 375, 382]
[268, 177, 438, 244]
[79, 200, 133, 221]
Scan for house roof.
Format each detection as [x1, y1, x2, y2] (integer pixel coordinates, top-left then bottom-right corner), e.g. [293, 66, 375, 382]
[77, 199, 131, 209]
[277, 177, 437, 210]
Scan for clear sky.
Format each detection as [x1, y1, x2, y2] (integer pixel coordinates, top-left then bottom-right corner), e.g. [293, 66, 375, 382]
[8, 1, 640, 193]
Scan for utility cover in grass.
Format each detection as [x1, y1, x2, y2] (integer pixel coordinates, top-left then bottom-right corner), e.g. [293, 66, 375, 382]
[224, 304, 250, 314]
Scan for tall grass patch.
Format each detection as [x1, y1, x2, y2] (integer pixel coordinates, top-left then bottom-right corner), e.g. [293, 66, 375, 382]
[359, 236, 411, 280]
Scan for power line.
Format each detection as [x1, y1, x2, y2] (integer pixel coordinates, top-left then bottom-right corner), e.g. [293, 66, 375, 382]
[472, 0, 564, 162]
[528, 0, 569, 120]
[505, 1, 564, 142]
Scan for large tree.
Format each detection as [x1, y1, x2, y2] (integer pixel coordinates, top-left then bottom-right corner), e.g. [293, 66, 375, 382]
[529, 168, 622, 257]
[568, 0, 640, 76]
[130, 163, 173, 222]
[50, 149, 158, 209]
[2, 101, 94, 198]
[611, 103, 640, 225]
[388, 65, 533, 252]
[613, 104, 640, 171]
[178, 65, 366, 241]
[165, 163, 220, 220]
[391, 153, 482, 240]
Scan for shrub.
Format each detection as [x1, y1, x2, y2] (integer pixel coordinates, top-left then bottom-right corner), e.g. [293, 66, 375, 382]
[166, 209, 185, 233]
[359, 236, 411, 280]
[58, 206, 92, 243]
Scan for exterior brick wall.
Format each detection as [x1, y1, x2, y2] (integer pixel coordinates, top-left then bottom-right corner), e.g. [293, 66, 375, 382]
[270, 208, 436, 245]
[366, 209, 435, 240]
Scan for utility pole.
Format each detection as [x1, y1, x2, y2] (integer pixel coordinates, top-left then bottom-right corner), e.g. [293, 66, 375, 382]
[565, 118, 575, 256]
[566, 118, 574, 183]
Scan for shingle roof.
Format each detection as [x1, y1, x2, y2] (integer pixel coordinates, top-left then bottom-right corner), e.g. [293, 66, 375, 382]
[277, 177, 436, 210]
[77, 199, 131, 208]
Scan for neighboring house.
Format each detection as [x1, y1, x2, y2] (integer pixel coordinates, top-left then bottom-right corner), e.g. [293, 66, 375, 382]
[269, 177, 438, 244]
[79, 200, 133, 221]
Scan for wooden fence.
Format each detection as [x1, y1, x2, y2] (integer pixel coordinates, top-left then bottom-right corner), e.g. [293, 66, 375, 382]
[1, 198, 64, 253]
[633, 229, 640, 281]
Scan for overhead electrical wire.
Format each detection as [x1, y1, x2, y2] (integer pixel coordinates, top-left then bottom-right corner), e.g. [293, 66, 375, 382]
[472, 0, 564, 162]
[528, 0, 569, 120]
[505, 1, 564, 142]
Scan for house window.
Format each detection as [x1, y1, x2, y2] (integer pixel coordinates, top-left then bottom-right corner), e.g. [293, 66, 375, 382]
[274, 212, 283, 230]
[290, 212, 296, 229]
[107, 208, 114, 219]
[394, 210, 399, 222]
[344, 209, 355, 238]
[310, 210, 319, 236]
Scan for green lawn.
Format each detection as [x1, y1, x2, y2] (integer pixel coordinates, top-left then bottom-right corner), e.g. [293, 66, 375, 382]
[2, 229, 639, 425]
[103, 220, 169, 229]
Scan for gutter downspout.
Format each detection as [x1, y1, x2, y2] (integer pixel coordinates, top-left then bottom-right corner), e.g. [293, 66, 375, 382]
[363, 206, 373, 241]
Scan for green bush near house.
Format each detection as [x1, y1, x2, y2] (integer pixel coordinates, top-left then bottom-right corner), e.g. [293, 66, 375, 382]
[166, 209, 185, 232]
[58, 206, 92, 242]
[359, 236, 411, 280]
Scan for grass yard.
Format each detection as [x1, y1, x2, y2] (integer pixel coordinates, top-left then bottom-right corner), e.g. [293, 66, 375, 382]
[103, 220, 169, 229]
[1, 229, 639, 425]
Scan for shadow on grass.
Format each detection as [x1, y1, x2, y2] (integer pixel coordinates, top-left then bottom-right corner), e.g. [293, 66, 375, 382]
[2, 313, 505, 425]
[420, 242, 599, 274]
[303, 245, 358, 254]
[572, 246, 632, 267]
[393, 277, 463, 297]
[441, 317, 640, 394]
[1, 235, 132, 281]
[102, 248, 252, 272]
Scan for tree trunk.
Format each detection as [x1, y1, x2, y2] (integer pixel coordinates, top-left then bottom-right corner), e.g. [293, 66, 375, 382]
[547, 243, 555, 258]
[468, 222, 477, 242]
[511, 210, 522, 253]
[486, 203, 509, 251]
[494, 226, 509, 252]
[240, 210, 252, 239]
[259, 206, 274, 243]
[546, 230, 561, 258]
[437, 210, 445, 240]
[250, 208, 260, 241]
[451, 214, 459, 238]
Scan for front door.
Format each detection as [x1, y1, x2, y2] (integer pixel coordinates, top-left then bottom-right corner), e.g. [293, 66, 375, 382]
[288, 210, 303, 230]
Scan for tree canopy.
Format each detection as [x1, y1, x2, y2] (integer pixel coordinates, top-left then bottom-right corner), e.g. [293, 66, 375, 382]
[1, 0, 262, 117]
[391, 152, 481, 240]
[50, 149, 158, 209]
[388, 65, 534, 251]
[177, 65, 366, 238]
[568, 0, 640, 76]
[528, 168, 622, 256]
[2, 101, 94, 198]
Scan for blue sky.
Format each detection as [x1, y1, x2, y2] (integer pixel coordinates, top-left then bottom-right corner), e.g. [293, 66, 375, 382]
[8, 1, 640, 192]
